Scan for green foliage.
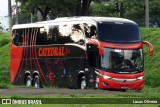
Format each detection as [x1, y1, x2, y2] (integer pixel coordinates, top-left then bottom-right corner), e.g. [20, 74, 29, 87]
[122, 0, 145, 26]
[90, 0, 145, 25]
[141, 28, 160, 87]
[16, 0, 55, 21]
[149, 0, 160, 27]
[15, 0, 160, 27]
[90, 0, 160, 27]
[90, 2, 118, 17]
[0, 34, 10, 87]
[16, 0, 78, 21]
[16, 0, 53, 12]
[14, 0, 112, 23]
[0, 34, 10, 47]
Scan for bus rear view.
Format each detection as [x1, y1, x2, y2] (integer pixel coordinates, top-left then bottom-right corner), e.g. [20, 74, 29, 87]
[94, 20, 153, 90]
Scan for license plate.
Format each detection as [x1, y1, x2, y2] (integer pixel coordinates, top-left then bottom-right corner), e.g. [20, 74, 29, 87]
[121, 86, 128, 89]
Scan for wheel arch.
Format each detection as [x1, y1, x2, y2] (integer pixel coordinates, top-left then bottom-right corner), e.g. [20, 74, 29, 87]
[24, 71, 31, 84]
[32, 71, 42, 88]
[78, 71, 85, 79]
[78, 71, 86, 89]
[32, 71, 39, 78]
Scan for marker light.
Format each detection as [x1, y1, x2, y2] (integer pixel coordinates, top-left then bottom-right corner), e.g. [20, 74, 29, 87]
[137, 76, 143, 80]
[103, 75, 111, 79]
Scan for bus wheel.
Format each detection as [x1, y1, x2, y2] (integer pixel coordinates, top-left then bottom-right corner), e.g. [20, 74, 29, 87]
[25, 75, 32, 87]
[33, 75, 40, 88]
[80, 76, 87, 89]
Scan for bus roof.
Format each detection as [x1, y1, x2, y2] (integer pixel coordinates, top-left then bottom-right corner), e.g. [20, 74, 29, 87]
[12, 23, 44, 30]
[12, 17, 137, 30]
[36, 16, 137, 25]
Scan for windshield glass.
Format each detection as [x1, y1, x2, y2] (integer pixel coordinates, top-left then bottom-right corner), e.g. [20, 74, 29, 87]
[98, 22, 141, 43]
[101, 48, 143, 73]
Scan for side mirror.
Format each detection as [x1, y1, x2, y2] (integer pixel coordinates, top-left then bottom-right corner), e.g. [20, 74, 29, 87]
[143, 41, 154, 56]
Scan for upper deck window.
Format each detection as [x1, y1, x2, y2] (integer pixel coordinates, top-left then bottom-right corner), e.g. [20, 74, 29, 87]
[12, 29, 23, 46]
[97, 22, 141, 43]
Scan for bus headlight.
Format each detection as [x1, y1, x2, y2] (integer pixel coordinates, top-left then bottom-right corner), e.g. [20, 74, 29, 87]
[103, 75, 111, 79]
[95, 71, 111, 79]
[137, 76, 143, 80]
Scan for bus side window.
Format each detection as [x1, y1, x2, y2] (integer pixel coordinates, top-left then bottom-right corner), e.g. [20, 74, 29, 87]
[50, 26, 59, 43]
[48, 25, 60, 44]
[87, 45, 99, 68]
[84, 23, 97, 39]
[90, 25, 97, 39]
[37, 32, 47, 45]
[58, 24, 73, 44]
[35, 27, 47, 45]
[71, 24, 85, 45]
[12, 29, 23, 46]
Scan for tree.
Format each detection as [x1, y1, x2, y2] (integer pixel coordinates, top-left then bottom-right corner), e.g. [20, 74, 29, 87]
[16, 0, 107, 22]
[16, 0, 55, 21]
[0, 26, 3, 30]
[76, 0, 108, 16]
[0, 24, 3, 34]
[75, 0, 92, 16]
[15, 0, 160, 27]
[16, 0, 82, 21]
[90, 1, 118, 17]
[149, 0, 160, 27]
[122, 0, 145, 26]
[0, 23, 3, 31]
[122, 0, 160, 27]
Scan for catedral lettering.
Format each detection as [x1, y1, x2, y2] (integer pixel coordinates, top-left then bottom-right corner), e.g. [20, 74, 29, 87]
[38, 47, 65, 57]
[10, 17, 153, 90]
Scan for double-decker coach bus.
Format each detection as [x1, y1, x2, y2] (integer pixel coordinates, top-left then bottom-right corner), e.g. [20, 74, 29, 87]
[10, 17, 153, 90]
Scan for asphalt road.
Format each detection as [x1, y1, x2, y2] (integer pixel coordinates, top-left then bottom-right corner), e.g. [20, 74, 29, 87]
[0, 88, 134, 96]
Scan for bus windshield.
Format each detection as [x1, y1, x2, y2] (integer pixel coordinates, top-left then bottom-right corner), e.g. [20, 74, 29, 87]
[98, 22, 141, 43]
[101, 48, 143, 73]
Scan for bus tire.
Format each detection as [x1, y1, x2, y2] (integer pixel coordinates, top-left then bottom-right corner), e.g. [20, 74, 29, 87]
[80, 76, 87, 89]
[25, 75, 32, 87]
[33, 75, 41, 88]
[95, 77, 99, 89]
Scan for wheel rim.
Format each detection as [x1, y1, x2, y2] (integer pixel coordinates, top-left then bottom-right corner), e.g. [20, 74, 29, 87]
[26, 79, 31, 87]
[34, 77, 40, 88]
[95, 77, 99, 88]
[81, 79, 86, 89]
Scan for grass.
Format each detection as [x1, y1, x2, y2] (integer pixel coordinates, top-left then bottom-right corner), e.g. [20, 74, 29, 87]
[0, 33, 10, 88]
[141, 28, 160, 87]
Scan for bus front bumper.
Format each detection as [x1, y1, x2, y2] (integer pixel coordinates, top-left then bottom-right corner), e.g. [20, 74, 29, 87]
[99, 76, 144, 90]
